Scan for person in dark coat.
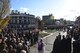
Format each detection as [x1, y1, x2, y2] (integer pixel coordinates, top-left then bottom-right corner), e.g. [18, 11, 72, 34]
[30, 31, 34, 46]
[73, 36, 80, 53]
[65, 36, 71, 53]
[51, 36, 61, 53]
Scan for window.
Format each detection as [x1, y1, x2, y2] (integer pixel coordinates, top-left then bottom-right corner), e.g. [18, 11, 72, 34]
[22, 17, 24, 19]
[19, 16, 22, 19]
[20, 25, 22, 28]
[12, 20, 15, 23]
[17, 17, 19, 19]
[17, 20, 19, 24]
[21, 20, 24, 23]
[19, 20, 21, 24]
[17, 25, 20, 28]
[24, 25, 26, 28]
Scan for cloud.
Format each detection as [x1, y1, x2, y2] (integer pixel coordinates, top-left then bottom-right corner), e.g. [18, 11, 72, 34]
[55, 0, 80, 21]
[19, 7, 29, 13]
[10, 8, 14, 10]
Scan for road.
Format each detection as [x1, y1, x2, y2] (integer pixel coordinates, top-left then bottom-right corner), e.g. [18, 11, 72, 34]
[30, 31, 67, 53]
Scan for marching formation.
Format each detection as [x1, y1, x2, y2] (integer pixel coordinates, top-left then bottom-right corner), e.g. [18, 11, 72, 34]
[52, 26, 80, 53]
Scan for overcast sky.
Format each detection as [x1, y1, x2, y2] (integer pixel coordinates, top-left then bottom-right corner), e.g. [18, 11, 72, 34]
[11, 0, 80, 21]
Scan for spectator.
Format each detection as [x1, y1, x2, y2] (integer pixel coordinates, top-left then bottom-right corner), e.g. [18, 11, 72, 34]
[0, 27, 40, 53]
[38, 39, 45, 53]
[11, 48, 17, 53]
[57, 33, 61, 40]
[51, 36, 61, 53]
[52, 35, 71, 53]
[21, 50, 26, 53]
[2, 49, 8, 53]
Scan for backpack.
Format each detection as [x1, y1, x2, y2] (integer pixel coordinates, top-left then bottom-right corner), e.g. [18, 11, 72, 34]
[38, 42, 43, 51]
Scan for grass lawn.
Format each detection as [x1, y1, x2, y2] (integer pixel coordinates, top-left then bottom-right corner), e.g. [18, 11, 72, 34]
[39, 29, 56, 38]
[39, 33, 49, 38]
[44, 30, 56, 33]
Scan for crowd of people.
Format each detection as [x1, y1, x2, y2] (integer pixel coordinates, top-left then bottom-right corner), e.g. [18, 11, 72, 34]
[70, 27, 80, 53]
[51, 33, 71, 53]
[0, 28, 39, 53]
[51, 26, 80, 53]
[1, 26, 80, 53]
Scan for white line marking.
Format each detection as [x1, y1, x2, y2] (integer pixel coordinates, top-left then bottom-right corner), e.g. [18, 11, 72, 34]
[42, 31, 59, 39]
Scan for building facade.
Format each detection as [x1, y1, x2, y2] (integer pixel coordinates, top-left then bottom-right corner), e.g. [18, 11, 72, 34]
[42, 14, 54, 25]
[42, 14, 55, 29]
[8, 12, 38, 32]
[55, 19, 65, 26]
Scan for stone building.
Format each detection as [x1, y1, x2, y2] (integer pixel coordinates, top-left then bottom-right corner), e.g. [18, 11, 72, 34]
[42, 14, 54, 25]
[8, 11, 38, 32]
